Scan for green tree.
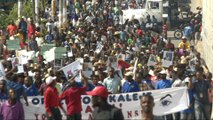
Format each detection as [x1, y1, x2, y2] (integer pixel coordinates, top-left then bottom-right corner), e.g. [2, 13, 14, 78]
[0, 1, 47, 28]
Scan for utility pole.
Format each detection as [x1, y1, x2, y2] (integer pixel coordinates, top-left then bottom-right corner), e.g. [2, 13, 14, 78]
[35, 0, 39, 22]
[41, 0, 45, 18]
[18, 0, 23, 18]
[32, 0, 36, 22]
[63, 0, 67, 29]
[51, 0, 56, 19]
[58, 0, 63, 30]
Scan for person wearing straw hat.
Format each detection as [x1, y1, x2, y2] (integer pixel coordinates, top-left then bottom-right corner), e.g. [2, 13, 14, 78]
[44, 76, 66, 120]
[86, 86, 124, 120]
[121, 71, 140, 93]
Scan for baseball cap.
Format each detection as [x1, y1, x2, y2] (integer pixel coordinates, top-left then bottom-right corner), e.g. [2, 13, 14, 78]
[86, 86, 109, 98]
[46, 76, 56, 85]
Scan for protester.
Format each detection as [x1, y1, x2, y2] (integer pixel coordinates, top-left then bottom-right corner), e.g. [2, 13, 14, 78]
[59, 71, 87, 120]
[6, 21, 17, 38]
[188, 71, 211, 120]
[0, 80, 8, 103]
[44, 76, 65, 120]
[103, 68, 121, 94]
[121, 71, 140, 93]
[86, 86, 124, 120]
[23, 76, 39, 96]
[0, 88, 24, 120]
[132, 94, 163, 120]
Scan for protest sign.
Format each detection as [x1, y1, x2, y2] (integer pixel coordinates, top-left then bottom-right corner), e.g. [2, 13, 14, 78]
[60, 59, 82, 82]
[17, 64, 25, 74]
[11, 57, 19, 68]
[22, 87, 189, 120]
[95, 43, 103, 54]
[162, 51, 174, 68]
[147, 54, 158, 66]
[55, 47, 67, 59]
[107, 56, 118, 70]
[40, 44, 55, 55]
[83, 62, 93, 78]
[0, 62, 5, 80]
[15, 50, 36, 64]
[7, 39, 20, 50]
[68, 48, 73, 57]
[43, 47, 56, 62]
[43, 47, 67, 62]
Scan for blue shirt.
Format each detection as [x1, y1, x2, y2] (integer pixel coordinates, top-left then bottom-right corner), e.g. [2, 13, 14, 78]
[122, 80, 140, 93]
[19, 20, 27, 32]
[77, 82, 95, 91]
[183, 26, 192, 37]
[45, 33, 54, 43]
[0, 92, 8, 103]
[156, 79, 172, 89]
[23, 85, 39, 96]
[6, 80, 24, 100]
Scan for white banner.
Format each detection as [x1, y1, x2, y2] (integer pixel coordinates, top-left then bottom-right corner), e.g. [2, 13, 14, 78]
[60, 60, 82, 82]
[22, 87, 189, 120]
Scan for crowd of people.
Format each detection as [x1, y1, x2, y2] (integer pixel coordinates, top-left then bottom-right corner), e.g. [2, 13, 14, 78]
[0, 0, 211, 120]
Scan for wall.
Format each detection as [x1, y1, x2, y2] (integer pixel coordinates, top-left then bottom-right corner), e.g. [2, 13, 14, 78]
[202, 0, 213, 73]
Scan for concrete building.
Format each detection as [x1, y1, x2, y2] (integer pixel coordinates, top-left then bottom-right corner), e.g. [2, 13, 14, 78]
[201, 0, 213, 72]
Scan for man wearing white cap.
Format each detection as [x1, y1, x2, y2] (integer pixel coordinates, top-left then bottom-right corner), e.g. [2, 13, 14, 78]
[44, 76, 65, 120]
[156, 70, 172, 89]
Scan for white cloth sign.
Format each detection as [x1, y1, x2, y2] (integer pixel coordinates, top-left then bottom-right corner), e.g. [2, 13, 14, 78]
[0, 62, 5, 80]
[60, 60, 82, 82]
[162, 51, 174, 68]
[22, 87, 189, 120]
[44, 47, 56, 62]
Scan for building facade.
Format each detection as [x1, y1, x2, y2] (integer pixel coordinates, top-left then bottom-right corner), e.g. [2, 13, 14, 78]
[201, 0, 213, 72]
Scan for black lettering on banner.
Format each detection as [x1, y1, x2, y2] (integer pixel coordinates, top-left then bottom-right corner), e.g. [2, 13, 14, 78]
[139, 92, 153, 99]
[41, 97, 44, 104]
[83, 96, 91, 104]
[109, 95, 116, 102]
[126, 94, 131, 101]
[32, 98, 40, 105]
[117, 95, 125, 102]
[133, 93, 138, 101]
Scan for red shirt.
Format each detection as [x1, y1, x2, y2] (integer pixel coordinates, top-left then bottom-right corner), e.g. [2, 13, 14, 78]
[44, 86, 62, 115]
[27, 24, 36, 38]
[60, 86, 87, 115]
[7, 24, 17, 36]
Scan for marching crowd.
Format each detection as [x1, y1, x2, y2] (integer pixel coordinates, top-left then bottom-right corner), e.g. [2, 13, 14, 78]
[0, 0, 211, 120]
